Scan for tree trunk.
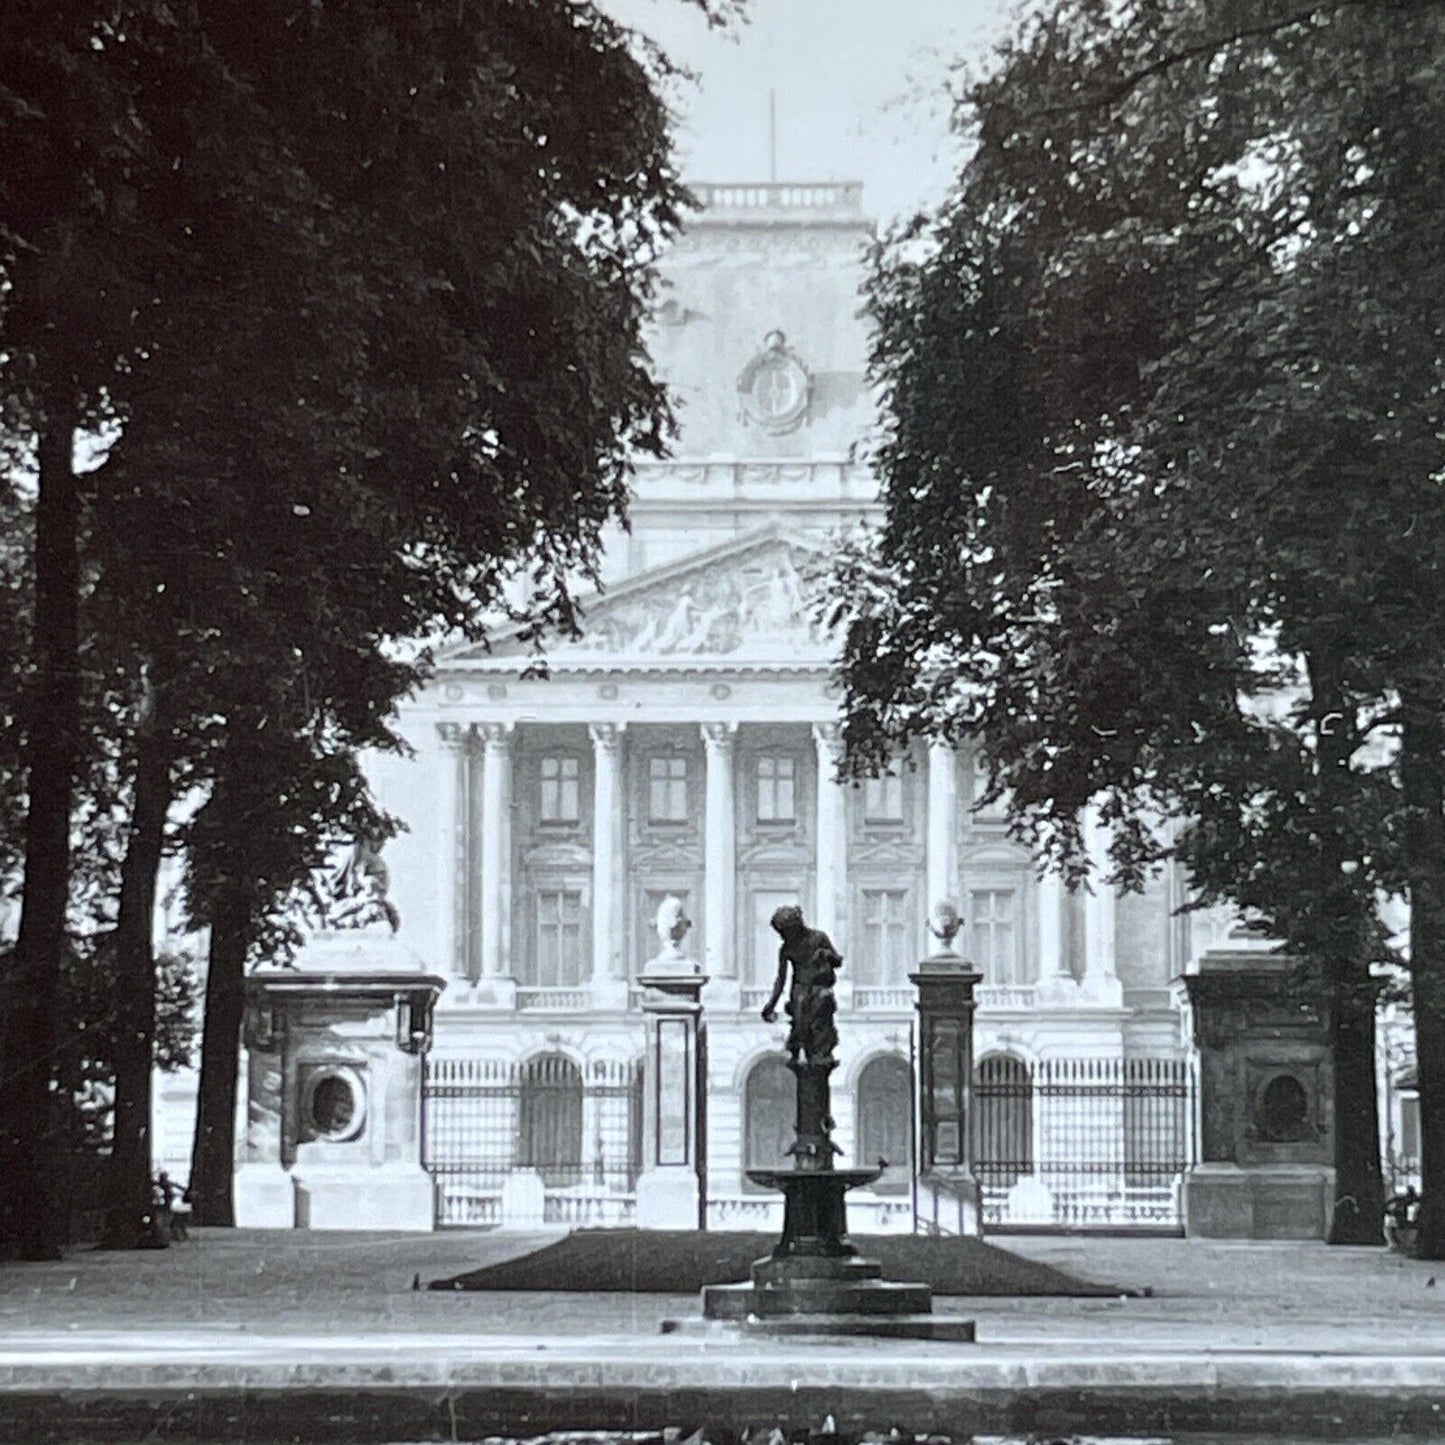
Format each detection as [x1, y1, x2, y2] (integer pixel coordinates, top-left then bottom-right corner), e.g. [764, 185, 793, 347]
[1402, 700, 1445, 1259]
[1309, 652, 1386, 1244]
[101, 725, 173, 1249]
[188, 893, 252, 1226]
[1328, 970, 1386, 1243]
[0, 415, 78, 1261]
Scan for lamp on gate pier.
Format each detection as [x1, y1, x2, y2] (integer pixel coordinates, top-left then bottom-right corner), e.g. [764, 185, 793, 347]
[395, 989, 436, 1053]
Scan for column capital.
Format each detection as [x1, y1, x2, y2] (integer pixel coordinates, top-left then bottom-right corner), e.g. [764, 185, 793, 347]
[436, 721, 472, 751]
[811, 721, 843, 757]
[477, 720, 515, 752]
[589, 721, 626, 753]
[701, 720, 738, 754]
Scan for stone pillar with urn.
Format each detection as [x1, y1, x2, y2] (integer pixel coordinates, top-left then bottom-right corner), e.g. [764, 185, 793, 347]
[635, 898, 709, 1230]
[910, 901, 984, 1237]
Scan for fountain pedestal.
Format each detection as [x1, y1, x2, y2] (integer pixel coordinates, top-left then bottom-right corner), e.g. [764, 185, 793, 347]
[696, 1057, 973, 1339]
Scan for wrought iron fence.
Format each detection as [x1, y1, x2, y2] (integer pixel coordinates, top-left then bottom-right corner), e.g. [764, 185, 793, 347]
[974, 1054, 1195, 1232]
[423, 1053, 643, 1227]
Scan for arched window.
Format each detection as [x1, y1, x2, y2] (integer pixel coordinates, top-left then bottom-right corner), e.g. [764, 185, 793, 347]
[974, 1054, 1033, 1190]
[517, 1053, 583, 1186]
[856, 1054, 912, 1194]
[744, 1054, 795, 1189]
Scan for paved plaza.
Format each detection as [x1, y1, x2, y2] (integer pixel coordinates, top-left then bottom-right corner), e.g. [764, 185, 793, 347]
[2, 1230, 1445, 1440]
[2, 1228, 1442, 1348]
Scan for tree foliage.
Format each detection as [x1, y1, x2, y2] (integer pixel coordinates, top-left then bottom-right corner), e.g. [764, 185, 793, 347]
[836, 0, 1445, 1246]
[2, 0, 740, 1253]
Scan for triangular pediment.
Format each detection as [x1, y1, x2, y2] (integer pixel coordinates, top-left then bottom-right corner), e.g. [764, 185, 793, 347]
[448, 527, 839, 668]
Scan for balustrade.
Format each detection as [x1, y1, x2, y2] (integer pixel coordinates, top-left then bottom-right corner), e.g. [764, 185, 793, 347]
[693, 181, 862, 211]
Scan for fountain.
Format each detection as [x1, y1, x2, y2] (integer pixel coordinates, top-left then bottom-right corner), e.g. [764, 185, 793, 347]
[693, 907, 974, 1339]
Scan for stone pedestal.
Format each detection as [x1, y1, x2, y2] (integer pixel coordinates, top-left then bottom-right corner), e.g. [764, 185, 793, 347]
[235, 930, 445, 1232]
[910, 939, 984, 1235]
[1183, 1162, 1335, 1240]
[233, 1162, 294, 1228]
[635, 951, 708, 1231]
[296, 1164, 434, 1230]
[1181, 951, 1334, 1240]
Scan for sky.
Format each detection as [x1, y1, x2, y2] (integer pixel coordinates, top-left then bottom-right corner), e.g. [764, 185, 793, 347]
[606, 0, 1028, 223]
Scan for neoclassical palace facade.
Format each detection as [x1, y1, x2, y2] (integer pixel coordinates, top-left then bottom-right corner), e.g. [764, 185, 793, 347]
[154, 182, 1273, 1231]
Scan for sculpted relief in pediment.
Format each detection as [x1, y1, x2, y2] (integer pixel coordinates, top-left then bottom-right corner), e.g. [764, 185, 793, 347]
[575, 543, 835, 659]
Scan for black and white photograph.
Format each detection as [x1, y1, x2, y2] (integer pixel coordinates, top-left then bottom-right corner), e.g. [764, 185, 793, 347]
[1, 1, 1442, 1442]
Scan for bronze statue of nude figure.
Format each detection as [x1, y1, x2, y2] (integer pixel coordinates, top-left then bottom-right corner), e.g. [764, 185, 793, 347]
[761, 905, 842, 1066]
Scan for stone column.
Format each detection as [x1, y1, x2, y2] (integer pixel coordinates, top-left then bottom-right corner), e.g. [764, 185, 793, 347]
[812, 723, 847, 943]
[702, 722, 739, 1011]
[1035, 869, 1074, 1003]
[926, 741, 959, 912]
[1082, 805, 1123, 1006]
[435, 723, 472, 980]
[476, 722, 516, 1008]
[589, 722, 629, 1010]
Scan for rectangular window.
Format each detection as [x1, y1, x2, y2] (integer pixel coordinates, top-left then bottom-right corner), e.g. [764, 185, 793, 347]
[756, 754, 796, 822]
[858, 887, 911, 986]
[539, 755, 580, 823]
[863, 771, 904, 822]
[534, 889, 583, 987]
[751, 890, 798, 989]
[969, 887, 1020, 983]
[648, 755, 689, 823]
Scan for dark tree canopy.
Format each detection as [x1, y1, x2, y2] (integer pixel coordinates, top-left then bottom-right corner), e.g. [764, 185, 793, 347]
[835, 0, 1445, 1247]
[1, 0, 745, 1254]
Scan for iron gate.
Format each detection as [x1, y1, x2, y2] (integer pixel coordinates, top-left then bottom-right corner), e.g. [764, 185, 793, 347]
[974, 1055, 1195, 1232]
[423, 1054, 643, 1227]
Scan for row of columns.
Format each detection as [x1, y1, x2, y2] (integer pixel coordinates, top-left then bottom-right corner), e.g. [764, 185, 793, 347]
[435, 720, 1119, 1000]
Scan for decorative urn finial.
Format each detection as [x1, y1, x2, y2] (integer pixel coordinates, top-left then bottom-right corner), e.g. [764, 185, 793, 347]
[655, 895, 693, 959]
[928, 900, 963, 954]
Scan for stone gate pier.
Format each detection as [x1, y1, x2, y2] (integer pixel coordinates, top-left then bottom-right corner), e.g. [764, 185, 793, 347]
[235, 931, 445, 1231]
